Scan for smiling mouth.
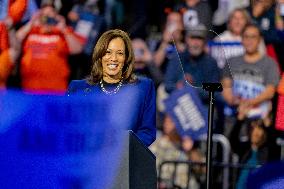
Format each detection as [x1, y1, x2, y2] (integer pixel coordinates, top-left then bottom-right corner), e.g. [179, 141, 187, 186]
[107, 64, 119, 70]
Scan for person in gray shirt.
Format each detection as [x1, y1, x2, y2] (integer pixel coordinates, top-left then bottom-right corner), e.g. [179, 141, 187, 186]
[221, 24, 280, 137]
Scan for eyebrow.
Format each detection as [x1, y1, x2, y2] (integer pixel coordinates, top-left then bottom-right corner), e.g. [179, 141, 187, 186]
[106, 48, 125, 52]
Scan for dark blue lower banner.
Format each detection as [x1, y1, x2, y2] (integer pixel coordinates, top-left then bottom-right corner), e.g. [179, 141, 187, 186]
[247, 161, 284, 189]
[0, 91, 127, 189]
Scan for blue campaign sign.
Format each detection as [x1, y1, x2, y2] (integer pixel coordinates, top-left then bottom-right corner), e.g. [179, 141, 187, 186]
[0, 90, 127, 189]
[164, 86, 208, 140]
[208, 41, 244, 68]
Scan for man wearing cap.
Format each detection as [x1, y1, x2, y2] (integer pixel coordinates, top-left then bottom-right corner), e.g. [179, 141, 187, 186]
[164, 24, 221, 101]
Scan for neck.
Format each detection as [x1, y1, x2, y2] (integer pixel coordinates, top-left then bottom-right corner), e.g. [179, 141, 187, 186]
[244, 51, 262, 63]
[103, 75, 122, 83]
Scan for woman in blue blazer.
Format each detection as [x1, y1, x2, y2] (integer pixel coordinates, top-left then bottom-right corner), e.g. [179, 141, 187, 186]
[67, 29, 156, 147]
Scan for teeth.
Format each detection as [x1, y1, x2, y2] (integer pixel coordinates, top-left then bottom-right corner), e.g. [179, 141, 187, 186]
[107, 64, 118, 69]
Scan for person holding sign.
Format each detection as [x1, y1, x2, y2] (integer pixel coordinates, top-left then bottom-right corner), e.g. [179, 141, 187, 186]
[67, 29, 156, 147]
[222, 24, 280, 137]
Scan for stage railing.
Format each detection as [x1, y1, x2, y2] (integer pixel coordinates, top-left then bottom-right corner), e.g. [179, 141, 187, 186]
[158, 160, 261, 189]
[157, 133, 259, 189]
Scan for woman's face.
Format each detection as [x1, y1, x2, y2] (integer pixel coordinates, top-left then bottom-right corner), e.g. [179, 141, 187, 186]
[229, 10, 247, 35]
[251, 126, 265, 147]
[102, 37, 126, 80]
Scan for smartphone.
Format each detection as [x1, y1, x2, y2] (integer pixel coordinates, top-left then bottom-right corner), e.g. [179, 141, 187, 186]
[43, 17, 58, 25]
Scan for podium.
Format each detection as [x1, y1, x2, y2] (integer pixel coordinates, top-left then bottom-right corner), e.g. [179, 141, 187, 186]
[112, 131, 157, 189]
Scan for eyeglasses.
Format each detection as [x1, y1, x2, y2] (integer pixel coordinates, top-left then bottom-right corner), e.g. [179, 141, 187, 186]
[242, 34, 260, 39]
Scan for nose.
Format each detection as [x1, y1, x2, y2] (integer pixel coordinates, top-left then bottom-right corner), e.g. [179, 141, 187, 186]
[110, 52, 118, 61]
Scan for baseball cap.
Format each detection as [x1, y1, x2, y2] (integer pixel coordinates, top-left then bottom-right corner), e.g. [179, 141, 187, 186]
[185, 24, 207, 39]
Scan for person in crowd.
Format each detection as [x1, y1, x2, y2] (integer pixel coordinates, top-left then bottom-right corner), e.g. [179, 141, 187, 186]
[150, 114, 205, 189]
[212, 0, 250, 27]
[175, 0, 213, 34]
[67, 29, 156, 147]
[0, 0, 28, 28]
[131, 38, 163, 88]
[247, 0, 282, 67]
[211, 8, 268, 69]
[211, 8, 252, 68]
[275, 0, 284, 70]
[162, 23, 223, 133]
[217, 8, 251, 42]
[0, 21, 19, 89]
[221, 24, 280, 137]
[153, 11, 186, 75]
[67, 0, 106, 79]
[16, 3, 83, 93]
[150, 114, 189, 189]
[164, 24, 220, 99]
[235, 116, 269, 189]
[276, 0, 284, 33]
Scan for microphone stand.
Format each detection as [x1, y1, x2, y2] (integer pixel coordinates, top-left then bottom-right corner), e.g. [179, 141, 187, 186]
[202, 83, 223, 189]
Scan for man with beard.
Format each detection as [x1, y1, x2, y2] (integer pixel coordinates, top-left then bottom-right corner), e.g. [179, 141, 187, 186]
[164, 23, 220, 99]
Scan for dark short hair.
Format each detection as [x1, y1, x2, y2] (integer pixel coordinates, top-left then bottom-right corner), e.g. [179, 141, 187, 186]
[241, 23, 263, 37]
[87, 29, 136, 84]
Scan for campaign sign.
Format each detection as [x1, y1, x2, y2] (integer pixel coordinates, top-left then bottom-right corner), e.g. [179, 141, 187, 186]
[233, 80, 270, 119]
[208, 41, 244, 68]
[164, 86, 208, 140]
[0, 91, 126, 189]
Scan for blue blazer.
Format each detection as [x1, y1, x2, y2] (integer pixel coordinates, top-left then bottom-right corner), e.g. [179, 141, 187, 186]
[67, 76, 156, 147]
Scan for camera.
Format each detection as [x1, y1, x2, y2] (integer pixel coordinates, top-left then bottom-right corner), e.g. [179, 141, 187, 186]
[42, 16, 58, 25]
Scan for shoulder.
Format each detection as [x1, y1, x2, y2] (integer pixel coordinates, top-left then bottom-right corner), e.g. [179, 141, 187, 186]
[228, 55, 243, 64]
[260, 56, 280, 72]
[67, 79, 92, 94]
[135, 76, 155, 88]
[134, 76, 155, 94]
[261, 56, 277, 65]
[203, 54, 218, 65]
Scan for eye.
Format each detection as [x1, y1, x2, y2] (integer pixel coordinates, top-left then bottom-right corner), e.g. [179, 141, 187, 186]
[118, 52, 124, 56]
[106, 50, 111, 54]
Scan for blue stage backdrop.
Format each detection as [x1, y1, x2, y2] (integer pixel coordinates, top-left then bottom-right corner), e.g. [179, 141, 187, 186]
[0, 90, 128, 189]
[164, 86, 208, 140]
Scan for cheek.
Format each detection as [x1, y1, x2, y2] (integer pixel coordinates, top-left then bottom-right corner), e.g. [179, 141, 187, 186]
[101, 57, 107, 68]
[118, 57, 126, 66]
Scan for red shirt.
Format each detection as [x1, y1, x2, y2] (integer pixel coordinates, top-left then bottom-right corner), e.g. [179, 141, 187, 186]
[21, 26, 70, 92]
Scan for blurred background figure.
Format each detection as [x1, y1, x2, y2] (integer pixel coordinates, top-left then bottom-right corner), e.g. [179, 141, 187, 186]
[0, 21, 19, 89]
[210, 8, 266, 69]
[0, 0, 28, 28]
[153, 11, 185, 76]
[131, 38, 162, 88]
[221, 24, 280, 138]
[67, 0, 107, 79]
[275, 0, 284, 69]
[232, 118, 269, 189]
[211, 8, 251, 69]
[150, 114, 206, 189]
[175, 0, 212, 35]
[164, 24, 220, 98]
[212, 0, 249, 28]
[16, 3, 83, 93]
[247, 0, 283, 71]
